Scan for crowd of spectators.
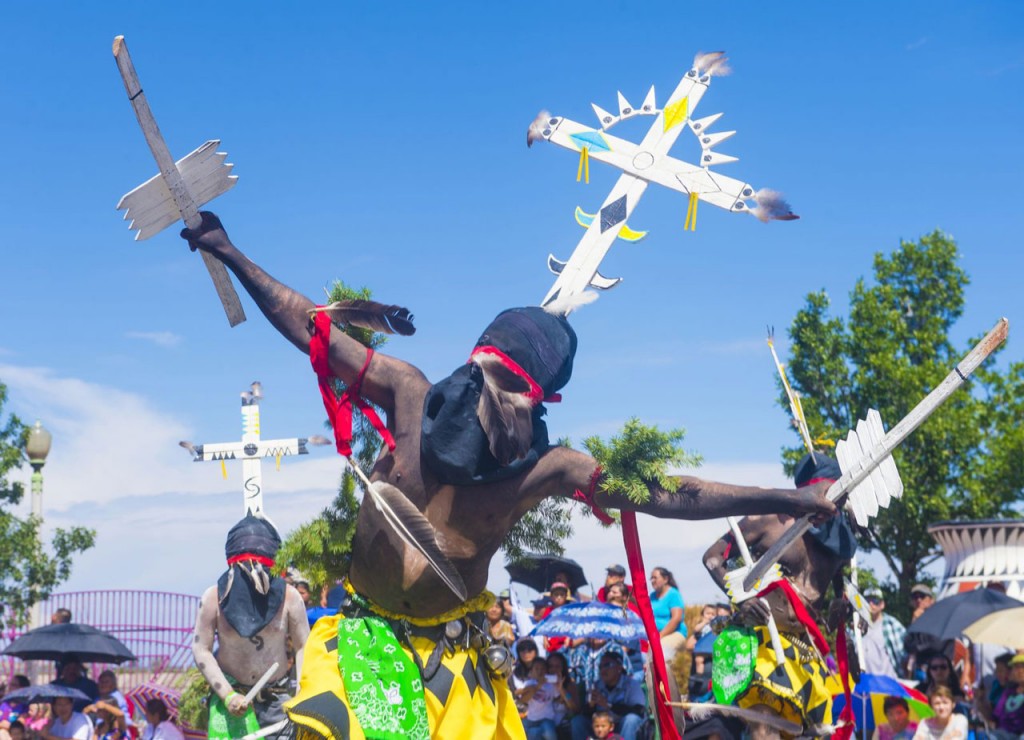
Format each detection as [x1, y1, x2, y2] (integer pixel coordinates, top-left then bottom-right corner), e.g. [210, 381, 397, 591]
[0, 610, 183, 740]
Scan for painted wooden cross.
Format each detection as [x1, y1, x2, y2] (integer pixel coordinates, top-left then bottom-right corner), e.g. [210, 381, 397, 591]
[179, 382, 328, 516]
[528, 51, 798, 309]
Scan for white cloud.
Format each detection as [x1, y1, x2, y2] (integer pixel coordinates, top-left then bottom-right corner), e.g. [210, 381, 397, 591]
[125, 331, 183, 348]
[906, 37, 929, 51]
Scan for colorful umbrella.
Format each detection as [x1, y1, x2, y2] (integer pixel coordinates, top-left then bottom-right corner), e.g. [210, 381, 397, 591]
[832, 673, 933, 738]
[529, 600, 645, 644]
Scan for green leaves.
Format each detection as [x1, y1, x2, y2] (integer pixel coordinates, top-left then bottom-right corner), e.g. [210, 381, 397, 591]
[782, 231, 1020, 616]
[0, 382, 95, 628]
[583, 418, 701, 504]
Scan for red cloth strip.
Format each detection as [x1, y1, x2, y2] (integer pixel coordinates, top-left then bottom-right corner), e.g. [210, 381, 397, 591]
[755, 579, 831, 656]
[621, 510, 682, 740]
[227, 554, 275, 568]
[832, 619, 855, 740]
[468, 345, 562, 405]
[803, 476, 837, 487]
[572, 466, 615, 525]
[310, 310, 396, 457]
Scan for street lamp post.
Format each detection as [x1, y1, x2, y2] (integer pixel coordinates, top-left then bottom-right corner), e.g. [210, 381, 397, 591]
[25, 421, 52, 629]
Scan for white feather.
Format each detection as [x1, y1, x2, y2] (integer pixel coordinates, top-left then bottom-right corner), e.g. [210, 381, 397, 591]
[693, 51, 730, 76]
[673, 702, 803, 736]
[542, 290, 598, 317]
[527, 110, 551, 147]
[750, 189, 798, 223]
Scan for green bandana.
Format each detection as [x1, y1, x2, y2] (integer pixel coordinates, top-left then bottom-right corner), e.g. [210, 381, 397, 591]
[336, 615, 430, 740]
[712, 624, 757, 705]
[207, 692, 259, 740]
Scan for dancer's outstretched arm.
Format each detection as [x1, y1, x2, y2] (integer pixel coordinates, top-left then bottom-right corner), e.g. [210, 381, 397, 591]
[534, 446, 835, 521]
[181, 212, 425, 411]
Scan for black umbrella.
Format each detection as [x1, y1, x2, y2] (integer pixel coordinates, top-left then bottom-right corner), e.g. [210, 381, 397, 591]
[906, 588, 1023, 641]
[505, 553, 588, 593]
[1, 684, 91, 705]
[1, 623, 136, 664]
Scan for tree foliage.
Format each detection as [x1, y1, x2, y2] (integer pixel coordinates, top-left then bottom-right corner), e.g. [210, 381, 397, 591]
[0, 383, 95, 628]
[781, 231, 1024, 617]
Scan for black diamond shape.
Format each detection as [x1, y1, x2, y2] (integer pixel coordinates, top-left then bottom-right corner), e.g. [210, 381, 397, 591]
[473, 654, 496, 705]
[324, 636, 338, 653]
[600, 196, 627, 232]
[425, 662, 455, 706]
[461, 655, 479, 698]
[288, 691, 351, 739]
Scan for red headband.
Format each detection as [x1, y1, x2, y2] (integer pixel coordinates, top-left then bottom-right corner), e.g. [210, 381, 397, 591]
[469, 346, 562, 405]
[227, 553, 275, 568]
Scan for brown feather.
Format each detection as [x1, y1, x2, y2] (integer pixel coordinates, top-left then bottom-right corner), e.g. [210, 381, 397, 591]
[368, 481, 467, 601]
[315, 300, 416, 336]
[472, 353, 534, 466]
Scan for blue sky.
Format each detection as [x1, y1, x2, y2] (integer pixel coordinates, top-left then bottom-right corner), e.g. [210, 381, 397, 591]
[1, 2, 1022, 605]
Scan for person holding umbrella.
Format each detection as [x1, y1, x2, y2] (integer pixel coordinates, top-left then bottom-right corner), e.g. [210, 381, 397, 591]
[52, 658, 99, 713]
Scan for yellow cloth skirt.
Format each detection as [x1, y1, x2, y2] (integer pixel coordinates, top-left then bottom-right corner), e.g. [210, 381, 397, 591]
[286, 614, 524, 740]
[735, 626, 843, 732]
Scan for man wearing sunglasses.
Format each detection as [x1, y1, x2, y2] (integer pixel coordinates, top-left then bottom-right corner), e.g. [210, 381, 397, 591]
[861, 587, 906, 679]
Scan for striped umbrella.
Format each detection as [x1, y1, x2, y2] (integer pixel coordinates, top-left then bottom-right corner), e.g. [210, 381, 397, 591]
[126, 682, 182, 721]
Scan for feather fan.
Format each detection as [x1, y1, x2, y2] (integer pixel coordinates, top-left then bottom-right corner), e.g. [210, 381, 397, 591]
[366, 481, 468, 602]
[751, 189, 799, 223]
[313, 300, 416, 336]
[527, 110, 551, 148]
[472, 351, 535, 466]
[673, 702, 803, 736]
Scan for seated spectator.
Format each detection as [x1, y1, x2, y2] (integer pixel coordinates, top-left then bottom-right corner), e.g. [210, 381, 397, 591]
[84, 700, 125, 740]
[140, 700, 182, 740]
[648, 566, 687, 662]
[920, 655, 965, 703]
[546, 652, 582, 739]
[976, 652, 1013, 724]
[486, 597, 515, 647]
[39, 697, 91, 740]
[596, 565, 628, 604]
[0, 675, 31, 738]
[603, 585, 645, 681]
[6, 722, 24, 740]
[543, 583, 572, 653]
[587, 710, 622, 740]
[872, 696, 918, 740]
[992, 654, 1024, 737]
[510, 639, 557, 740]
[913, 687, 968, 740]
[52, 658, 99, 713]
[686, 604, 717, 676]
[574, 651, 645, 740]
[95, 673, 130, 721]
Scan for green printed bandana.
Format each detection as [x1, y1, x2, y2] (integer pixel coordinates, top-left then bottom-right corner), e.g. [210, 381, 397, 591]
[712, 624, 757, 705]
[336, 615, 429, 740]
[207, 692, 259, 740]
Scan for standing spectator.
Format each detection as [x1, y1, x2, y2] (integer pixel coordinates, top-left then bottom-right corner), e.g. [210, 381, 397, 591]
[992, 654, 1024, 736]
[140, 701, 182, 740]
[51, 609, 72, 625]
[576, 652, 645, 740]
[910, 584, 935, 622]
[486, 597, 515, 647]
[913, 686, 968, 740]
[596, 566, 627, 603]
[872, 696, 917, 740]
[604, 584, 645, 681]
[648, 567, 687, 661]
[543, 583, 572, 653]
[862, 588, 906, 678]
[546, 652, 582, 739]
[904, 584, 941, 680]
[39, 698, 90, 740]
[52, 658, 99, 712]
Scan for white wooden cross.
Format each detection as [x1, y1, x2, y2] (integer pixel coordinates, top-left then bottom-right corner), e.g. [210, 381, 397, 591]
[529, 51, 797, 309]
[179, 382, 328, 516]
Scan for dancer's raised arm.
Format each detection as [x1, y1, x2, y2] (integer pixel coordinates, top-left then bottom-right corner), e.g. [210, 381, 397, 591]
[181, 212, 424, 411]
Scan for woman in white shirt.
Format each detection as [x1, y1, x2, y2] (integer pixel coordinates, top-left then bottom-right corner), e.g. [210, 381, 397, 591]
[912, 686, 968, 740]
[141, 701, 183, 740]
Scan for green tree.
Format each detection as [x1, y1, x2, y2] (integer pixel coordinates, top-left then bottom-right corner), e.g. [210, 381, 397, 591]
[0, 383, 95, 628]
[781, 231, 1024, 622]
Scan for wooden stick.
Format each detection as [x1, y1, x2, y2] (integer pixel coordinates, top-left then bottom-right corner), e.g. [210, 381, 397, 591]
[237, 719, 289, 740]
[243, 662, 280, 704]
[743, 318, 1008, 590]
[112, 36, 246, 327]
[725, 517, 785, 667]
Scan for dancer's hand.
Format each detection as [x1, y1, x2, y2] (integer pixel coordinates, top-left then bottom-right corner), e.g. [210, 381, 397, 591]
[226, 692, 249, 716]
[792, 479, 836, 524]
[180, 212, 232, 256]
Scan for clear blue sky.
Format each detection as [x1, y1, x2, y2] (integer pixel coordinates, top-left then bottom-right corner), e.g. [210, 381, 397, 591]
[1, 2, 1022, 603]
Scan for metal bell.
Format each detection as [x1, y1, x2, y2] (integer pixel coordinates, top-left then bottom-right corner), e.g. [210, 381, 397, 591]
[444, 619, 465, 641]
[482, 643, 513, 680]
[468, 627, 488, 652]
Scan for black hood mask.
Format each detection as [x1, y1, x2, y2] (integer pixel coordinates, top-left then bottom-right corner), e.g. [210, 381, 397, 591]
[217, 513, 286, 639]
[794, 452, 858, 560]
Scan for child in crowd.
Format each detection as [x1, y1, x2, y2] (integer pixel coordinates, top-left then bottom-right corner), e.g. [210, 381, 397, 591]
[7, 722, 25, 740]
[913, 686, 968, 740]
[872, 697, 917, 740]
[588, 710, 623, 740]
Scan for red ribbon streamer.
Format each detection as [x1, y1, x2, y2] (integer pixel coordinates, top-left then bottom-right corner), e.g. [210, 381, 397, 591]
[755, 579, 831, 656]
[572, 466, 615, 525]
[310, 310, 396, 457]
[621, 510, 682, 740]
[833, 621, 856, 740]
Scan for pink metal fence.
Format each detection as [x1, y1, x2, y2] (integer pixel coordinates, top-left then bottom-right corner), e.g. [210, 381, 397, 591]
[1, 589, 199, 693]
